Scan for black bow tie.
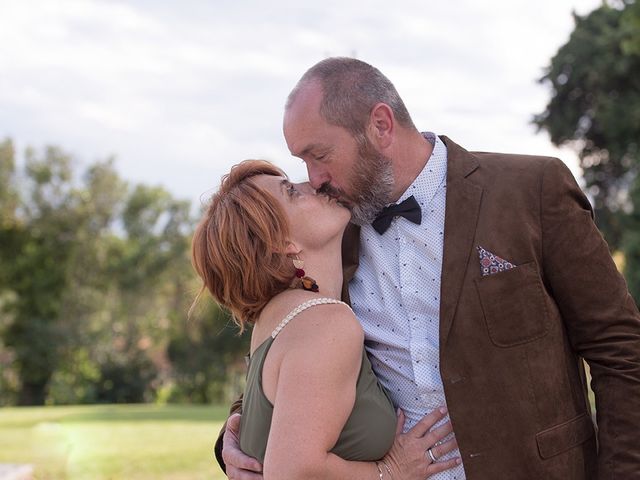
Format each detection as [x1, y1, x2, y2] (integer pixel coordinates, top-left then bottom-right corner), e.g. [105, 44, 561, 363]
[372, 195, 422, 234]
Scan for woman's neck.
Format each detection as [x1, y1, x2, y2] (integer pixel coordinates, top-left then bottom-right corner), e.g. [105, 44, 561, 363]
[299, 230, 346, 297]
[250, 249, 344, 352]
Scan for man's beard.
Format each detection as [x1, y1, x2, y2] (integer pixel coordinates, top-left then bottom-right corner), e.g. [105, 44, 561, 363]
[318, 135, 394, 225]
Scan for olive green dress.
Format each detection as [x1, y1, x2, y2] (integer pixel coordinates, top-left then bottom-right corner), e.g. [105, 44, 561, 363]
[239, 298, 397, 463]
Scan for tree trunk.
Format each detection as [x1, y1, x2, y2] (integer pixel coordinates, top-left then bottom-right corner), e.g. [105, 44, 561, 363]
[18, 380, 48, 406]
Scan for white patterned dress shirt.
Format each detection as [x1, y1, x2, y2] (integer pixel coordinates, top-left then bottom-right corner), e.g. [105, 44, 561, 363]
[349, 133, 466, 479]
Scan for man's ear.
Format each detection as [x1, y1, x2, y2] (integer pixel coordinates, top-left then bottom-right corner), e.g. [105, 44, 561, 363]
[368, 102, 394, 149]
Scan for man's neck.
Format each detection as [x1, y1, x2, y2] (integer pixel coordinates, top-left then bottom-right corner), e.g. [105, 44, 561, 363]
[390, 130, 434, 202]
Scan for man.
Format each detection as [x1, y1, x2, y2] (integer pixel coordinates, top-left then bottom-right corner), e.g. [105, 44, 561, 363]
[218, 57, 640, 479]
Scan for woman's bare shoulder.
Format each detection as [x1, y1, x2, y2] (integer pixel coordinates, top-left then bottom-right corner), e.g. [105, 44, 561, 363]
[269, 291, 363, 348]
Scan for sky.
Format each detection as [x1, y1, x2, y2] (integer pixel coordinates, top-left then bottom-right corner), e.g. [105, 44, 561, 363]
[0, 0, 603, 207]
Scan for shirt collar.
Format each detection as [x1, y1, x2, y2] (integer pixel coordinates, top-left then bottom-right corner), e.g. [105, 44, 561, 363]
[397, 132, 448, 209]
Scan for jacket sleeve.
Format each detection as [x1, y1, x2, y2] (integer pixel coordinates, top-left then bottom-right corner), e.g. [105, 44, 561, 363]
[540, 157, 640, 478]
[214, 394, 244, 474]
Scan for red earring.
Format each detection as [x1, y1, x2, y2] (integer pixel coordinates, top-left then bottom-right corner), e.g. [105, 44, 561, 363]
[292, 256, 319, 292]
[293, 258, 305, 278]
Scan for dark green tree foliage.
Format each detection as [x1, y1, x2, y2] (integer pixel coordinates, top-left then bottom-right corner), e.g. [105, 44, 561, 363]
[168, 300, 250, 404]
[0, 145, 81, 404]
[94, 184, 195, 403]
[621, 0, 640, 55]
[535, 1, 640, 304]
[0, 140, 19, 402]
[535, 1, 640, 250]
[623, 180, 640, 300]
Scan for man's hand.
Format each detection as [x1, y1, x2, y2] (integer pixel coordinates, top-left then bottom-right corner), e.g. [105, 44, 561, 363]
[221, 413, 263, 479]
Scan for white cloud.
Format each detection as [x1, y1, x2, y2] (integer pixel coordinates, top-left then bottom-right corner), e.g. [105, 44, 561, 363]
[0, 0, 602, 204]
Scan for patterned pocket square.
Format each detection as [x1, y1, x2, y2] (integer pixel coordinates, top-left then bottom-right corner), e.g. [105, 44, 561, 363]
[477, 246, 516, 277]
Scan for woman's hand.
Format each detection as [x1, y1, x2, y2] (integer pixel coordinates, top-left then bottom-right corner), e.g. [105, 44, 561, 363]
[381, 407, 460, 479]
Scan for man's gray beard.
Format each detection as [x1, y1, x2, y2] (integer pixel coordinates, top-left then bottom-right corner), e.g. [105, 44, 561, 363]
[348, 143, 395, 226]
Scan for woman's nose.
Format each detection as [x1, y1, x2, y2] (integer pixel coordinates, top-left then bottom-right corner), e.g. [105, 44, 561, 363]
[296, 182, 315, 194]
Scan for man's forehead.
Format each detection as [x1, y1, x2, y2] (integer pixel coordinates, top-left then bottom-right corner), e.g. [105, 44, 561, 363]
[284, 84, 322, 124]
[283, 112, 323, 155]
[284, 123, 330, 157]
[288, 80, 323, 109]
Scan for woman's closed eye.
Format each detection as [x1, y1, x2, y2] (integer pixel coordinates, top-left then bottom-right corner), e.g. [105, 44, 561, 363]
[287, 183, 299, 197]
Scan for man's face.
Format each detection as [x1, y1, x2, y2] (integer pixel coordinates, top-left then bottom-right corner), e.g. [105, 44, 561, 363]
[283, 83, 394, 225]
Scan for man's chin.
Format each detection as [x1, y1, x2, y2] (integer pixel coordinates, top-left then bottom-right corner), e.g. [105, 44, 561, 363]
[349, 208, 378, 226]
[348, 197, 387, 226]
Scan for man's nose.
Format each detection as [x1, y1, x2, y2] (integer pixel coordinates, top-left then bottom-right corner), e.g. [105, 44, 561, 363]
[307, 165, 329, 190]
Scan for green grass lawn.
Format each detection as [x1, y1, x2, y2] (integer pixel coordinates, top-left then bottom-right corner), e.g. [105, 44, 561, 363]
[0, 404, 229, 480]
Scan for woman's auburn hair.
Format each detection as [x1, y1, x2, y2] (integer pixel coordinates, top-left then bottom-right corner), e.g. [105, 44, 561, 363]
[191, 160, 295, 331]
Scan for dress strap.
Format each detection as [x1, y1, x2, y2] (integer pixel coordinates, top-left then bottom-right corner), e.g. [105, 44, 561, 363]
[271, 297, 350, 338]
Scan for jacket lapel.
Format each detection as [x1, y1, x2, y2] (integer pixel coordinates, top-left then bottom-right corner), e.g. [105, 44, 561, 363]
[439, 136, 483, 345]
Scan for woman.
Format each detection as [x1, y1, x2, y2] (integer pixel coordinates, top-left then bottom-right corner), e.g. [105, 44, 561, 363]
[192, 160, 460, 479]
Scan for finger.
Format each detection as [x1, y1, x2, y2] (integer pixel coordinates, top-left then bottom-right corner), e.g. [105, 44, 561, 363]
[221, 415, 263, 473]
[432, 438, 458, 459]
[423, 420, 453, 447]
[221, 444, 263, 473]
[407, 406, 447, 438]
[226, 465, 265, 480]
[227, 413, 242, 433]
[427, 457, 461, 475]
[395, 409, 405, 436]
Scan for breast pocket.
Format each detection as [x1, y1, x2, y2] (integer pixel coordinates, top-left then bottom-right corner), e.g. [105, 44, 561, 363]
[474, 261, 550, 347]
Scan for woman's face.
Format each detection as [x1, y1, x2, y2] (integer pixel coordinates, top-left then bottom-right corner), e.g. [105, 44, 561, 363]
[252, 174, 351, 250]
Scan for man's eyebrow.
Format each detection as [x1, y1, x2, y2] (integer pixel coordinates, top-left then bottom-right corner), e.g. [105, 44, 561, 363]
[296, 143, 326, 157]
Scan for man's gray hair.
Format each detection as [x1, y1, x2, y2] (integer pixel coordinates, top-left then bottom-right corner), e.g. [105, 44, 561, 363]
[286, 57, 415, 136]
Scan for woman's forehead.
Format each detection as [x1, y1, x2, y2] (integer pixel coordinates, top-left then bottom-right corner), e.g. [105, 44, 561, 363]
[251, 173, 288, 193]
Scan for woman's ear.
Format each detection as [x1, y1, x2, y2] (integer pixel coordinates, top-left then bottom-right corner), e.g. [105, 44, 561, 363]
[284, 242, 300, 257]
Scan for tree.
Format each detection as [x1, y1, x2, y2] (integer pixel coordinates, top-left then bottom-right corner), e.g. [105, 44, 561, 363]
[0, 139, 20, 405]
[0, 139, 251, 405]
[535, 0, 640, 249]
[535, 0, 640, 303]
[0, 145, 82, 404]
[168, 299, 250, 404]
[0, 142, 198, 405]
[93, 184, 195, 403]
